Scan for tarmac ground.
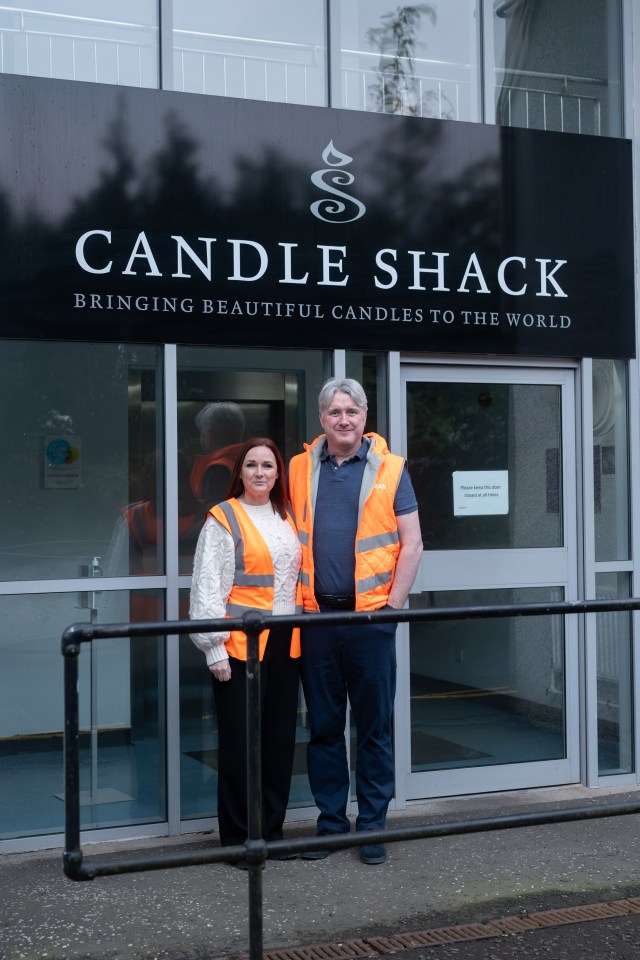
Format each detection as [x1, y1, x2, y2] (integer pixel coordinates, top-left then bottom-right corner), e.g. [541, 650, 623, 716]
[384, 912, 640, 959]
[3, 785, 640, 960]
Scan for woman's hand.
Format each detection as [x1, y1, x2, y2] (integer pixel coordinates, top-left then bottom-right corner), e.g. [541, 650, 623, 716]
[210, 659, 232, 682]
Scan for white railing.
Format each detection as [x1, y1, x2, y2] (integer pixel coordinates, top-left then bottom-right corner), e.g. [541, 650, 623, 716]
[496, 67, 606, 135]
[172, 29, 324, 105]
[342, 65, 465, 120]
[341, 47, 471, 120]
[0, 6, 157, 86]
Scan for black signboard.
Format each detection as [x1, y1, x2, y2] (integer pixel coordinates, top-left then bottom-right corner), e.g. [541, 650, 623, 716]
[0, 73, 635, 358]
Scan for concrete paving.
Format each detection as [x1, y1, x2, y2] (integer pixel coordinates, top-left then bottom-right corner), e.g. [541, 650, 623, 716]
[3, 785, 640, 960]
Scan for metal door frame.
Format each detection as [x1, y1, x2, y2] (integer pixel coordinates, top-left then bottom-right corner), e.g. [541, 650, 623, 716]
[390, 355, 580, 803]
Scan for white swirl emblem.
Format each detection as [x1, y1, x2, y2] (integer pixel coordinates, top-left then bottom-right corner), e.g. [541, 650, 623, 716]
[310, 141, 366, 224]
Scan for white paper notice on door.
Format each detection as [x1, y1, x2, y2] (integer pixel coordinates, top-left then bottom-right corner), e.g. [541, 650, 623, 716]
[452, 470, 509, 516]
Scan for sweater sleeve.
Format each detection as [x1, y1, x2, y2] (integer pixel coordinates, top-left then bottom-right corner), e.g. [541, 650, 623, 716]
[189, 515, 235, 665]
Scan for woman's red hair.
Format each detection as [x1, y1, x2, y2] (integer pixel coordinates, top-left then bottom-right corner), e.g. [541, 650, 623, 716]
[226, 437, 288, 519]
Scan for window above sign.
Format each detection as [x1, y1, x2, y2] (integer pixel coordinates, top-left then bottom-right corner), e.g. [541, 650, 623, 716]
[172, 0, 327, 107]
[0, 0, 158, 87]
[0, 1, 625, 136]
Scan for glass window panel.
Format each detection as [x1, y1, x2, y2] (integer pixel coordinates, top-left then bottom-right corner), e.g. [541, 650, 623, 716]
[593, 360, 629, 562]
[409, 586, 565, 772]
[177, 348, 330, 820]
[0, 1, 158, 87]
[407, 380, 563, 550]
[345, 351, 388, 437]
[172, 1, 326, 106]
[596, 572, 633, 776]
[0, 342, 163, 582]
[339, 0, 479, 121]
[0, 589, 165, 840]
[176, 346, 329, 519]
[492, 0, 623, 136]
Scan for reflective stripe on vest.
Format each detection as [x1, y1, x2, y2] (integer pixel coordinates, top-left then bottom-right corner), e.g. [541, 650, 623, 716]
[357, 571, 393, 594]
[216, 501, 274, 589]
[356, 530, 399, 553]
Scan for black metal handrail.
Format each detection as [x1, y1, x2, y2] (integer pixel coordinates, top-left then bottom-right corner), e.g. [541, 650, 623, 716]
[61, 598, 640, 959]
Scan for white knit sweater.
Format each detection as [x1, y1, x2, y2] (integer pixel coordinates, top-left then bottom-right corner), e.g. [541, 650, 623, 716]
[189, 500, 301, 665]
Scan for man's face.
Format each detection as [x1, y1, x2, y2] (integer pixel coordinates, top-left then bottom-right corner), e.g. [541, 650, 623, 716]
[319, 391, 367, 458]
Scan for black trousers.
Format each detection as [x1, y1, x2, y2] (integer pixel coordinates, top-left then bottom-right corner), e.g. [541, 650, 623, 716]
[212, 626, 300, 846]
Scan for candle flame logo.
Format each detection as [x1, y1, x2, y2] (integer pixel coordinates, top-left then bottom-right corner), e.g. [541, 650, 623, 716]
[310, 140, 366, 224]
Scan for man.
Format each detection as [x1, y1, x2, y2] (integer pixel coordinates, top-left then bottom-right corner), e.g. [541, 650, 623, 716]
[288, 378, 422, 865]
[190, 401, 245, 510]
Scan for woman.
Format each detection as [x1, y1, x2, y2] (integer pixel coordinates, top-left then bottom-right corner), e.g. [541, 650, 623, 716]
[189, 438, 302, 865]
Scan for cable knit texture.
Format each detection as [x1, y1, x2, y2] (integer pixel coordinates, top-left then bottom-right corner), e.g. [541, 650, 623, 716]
[189, 500, 301, 665]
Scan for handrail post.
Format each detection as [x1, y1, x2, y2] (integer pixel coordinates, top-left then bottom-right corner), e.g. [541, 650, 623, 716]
[61, 626, 83, 879]
[244, 611, 266, 960]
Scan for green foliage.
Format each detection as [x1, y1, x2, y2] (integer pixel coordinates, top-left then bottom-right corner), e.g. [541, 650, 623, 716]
[367, 4, 437, 115]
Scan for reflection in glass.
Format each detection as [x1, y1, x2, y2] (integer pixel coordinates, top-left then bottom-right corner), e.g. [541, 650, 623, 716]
[0, 342, 163, 581]
[346, 351, 388, 437]
[172, 1, 326, 105]
[593, 360, 629, 562]
[176, 345, 329, 512]
[493, 0, 623, 136]
[340, 0, 478, 121]
[407, 380, 563, 550]
[0, 1, 158, 87]
[409, 587, 565, 772]
[596, 573, 633, 776]
[0, 589, 165, 839]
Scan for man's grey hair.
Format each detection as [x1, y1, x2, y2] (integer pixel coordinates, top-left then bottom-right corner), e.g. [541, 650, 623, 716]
[318, 378, 368, 413]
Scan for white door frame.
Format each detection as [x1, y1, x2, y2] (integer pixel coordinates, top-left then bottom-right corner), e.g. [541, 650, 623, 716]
[390, 355, 580, 803]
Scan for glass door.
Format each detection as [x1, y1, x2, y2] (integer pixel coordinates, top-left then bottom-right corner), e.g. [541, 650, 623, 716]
[175, 345, 330, 825]
[398, 364, 579, 799]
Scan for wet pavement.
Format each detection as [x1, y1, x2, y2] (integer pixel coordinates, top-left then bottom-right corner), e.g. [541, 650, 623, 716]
[3, 785, 640, 959]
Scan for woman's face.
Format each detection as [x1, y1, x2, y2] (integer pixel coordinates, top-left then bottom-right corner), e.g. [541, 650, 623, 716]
[240, 445, 278, 505]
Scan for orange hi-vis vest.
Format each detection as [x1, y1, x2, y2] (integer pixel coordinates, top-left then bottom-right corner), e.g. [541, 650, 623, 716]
[124, 501, 201, 551]
[190, 443, 243, 501]
[288, 433, 405, 613]
[209, 498, 302, 660]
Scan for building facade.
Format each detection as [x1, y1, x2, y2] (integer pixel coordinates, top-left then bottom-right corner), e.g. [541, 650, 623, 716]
[1, 0, 639, 852]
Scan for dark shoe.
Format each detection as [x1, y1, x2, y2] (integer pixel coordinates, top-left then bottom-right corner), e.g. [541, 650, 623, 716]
[302, 831, 333, 860]
[270, 852, 298, 861]
[359, 843, 387, 865]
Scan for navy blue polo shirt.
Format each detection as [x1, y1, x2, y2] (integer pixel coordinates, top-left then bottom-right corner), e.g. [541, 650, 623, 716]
[312, 438, 418, 597]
